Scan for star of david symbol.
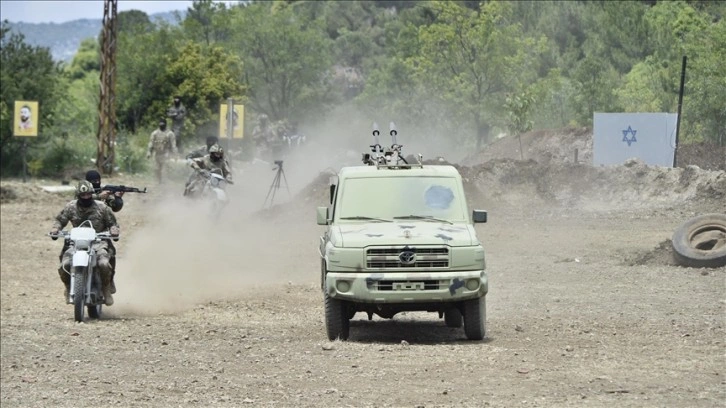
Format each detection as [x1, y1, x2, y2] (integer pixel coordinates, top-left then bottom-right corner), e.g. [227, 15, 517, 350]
[622, 125, 637, 147]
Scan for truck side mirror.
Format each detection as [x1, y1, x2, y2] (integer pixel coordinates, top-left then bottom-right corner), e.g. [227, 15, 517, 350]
[472, 210, 487, 223]
[329, 184, 336, 205]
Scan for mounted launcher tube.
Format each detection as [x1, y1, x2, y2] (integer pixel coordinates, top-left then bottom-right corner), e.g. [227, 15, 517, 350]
[362, 122, 419, 167]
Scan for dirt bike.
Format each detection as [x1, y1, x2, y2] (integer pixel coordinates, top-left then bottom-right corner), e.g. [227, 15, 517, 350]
[50, 220, 117, 322]
[186, 167, 231, 220]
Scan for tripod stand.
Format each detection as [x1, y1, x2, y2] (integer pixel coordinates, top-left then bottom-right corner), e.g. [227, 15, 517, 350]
[264, 160, 290, 208]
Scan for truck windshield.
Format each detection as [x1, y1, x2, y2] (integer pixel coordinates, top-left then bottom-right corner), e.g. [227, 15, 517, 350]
[336, 176, 466, 222]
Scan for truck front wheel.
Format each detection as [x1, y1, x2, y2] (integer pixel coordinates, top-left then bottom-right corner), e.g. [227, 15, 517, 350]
[463, 297, 486, 340]
[324, 292, 350, 340]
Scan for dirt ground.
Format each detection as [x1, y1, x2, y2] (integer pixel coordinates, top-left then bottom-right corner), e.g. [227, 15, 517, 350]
[1, 128, 724, 407]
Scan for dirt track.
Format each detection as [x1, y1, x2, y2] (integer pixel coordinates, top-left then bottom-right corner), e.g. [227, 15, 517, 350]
[1, 133, 725, 407]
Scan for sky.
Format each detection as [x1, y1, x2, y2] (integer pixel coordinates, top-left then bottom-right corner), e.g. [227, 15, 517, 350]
[0, 1, 239, 24]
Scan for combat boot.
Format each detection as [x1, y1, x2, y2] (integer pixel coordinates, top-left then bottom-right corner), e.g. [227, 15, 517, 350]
[103, 286, 114, 306]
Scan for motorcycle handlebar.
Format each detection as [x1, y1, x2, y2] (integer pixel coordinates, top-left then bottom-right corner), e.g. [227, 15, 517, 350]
[48, 231, 119, 241]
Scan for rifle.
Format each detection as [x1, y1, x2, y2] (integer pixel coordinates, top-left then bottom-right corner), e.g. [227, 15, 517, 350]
[97, 185, 147, 194]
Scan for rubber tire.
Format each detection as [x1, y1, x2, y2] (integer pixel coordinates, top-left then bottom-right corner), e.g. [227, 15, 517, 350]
[87, 271, 102, 319]
[88, 305, 102, 319]
[444, 308, 463, 328]
[73, 268, 85, 323]
[324, 292, 349, 341]
[672, 213, 726, 268]
[463, 297, 486, 340]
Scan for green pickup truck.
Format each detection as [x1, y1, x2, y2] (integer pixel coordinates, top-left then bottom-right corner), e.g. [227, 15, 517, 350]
[317, 128, 488, 341]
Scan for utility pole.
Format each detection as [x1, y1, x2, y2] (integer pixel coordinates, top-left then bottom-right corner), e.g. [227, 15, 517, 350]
[96, 0, 118, 175]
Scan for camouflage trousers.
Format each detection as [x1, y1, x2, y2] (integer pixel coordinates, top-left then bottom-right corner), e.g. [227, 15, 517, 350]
[152, 155, 171, 184]
[183, 173, 206, 198]
[58, 243, 114, 291]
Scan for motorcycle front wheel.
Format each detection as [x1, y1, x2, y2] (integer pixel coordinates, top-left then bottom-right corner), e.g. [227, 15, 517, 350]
[72, 267, 86, 322]
[87, 270, 103, 319]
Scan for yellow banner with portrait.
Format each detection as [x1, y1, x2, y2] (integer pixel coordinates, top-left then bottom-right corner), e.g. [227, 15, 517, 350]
[219, 104, 245, 139]
[14, 101, 39, 137]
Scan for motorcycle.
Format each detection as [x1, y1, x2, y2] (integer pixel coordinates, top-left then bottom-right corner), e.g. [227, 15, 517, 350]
[50, 220, 117, 322]
[185, 167, 231, 220]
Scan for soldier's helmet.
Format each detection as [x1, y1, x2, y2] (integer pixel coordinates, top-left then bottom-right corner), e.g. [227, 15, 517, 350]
[209, 144, 224, 161]
[76, 180, 95, 197]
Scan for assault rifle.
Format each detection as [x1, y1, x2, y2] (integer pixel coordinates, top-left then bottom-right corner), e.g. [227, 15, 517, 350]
[96, 185, 147, 194]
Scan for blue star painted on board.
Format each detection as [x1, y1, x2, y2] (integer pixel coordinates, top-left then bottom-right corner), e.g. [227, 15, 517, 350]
[622, 125, 637, 147]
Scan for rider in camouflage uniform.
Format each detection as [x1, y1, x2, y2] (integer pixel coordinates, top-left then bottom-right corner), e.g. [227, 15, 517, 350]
[147, 119, 178, 183]
[184, 144, 233, 197]
[50, 180, 120, 306]
[183, 136, 219, 193]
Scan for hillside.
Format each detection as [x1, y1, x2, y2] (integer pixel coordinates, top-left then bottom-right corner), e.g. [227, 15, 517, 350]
[5, 11, 182, 62]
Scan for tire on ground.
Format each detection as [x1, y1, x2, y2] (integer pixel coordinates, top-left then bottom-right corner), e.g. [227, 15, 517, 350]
[672, 213, 726, 268]
[324, 292, 350, 340]
[463, 297, 486, 340]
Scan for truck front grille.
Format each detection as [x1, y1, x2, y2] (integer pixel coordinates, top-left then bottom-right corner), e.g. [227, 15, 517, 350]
[366, 246, 449, 269]
[373, 280, 445, 291]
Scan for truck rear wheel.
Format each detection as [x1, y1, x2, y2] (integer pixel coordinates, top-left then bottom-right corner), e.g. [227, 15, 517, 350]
[463, 297, 486, 340]
[324, 292, 349, 340]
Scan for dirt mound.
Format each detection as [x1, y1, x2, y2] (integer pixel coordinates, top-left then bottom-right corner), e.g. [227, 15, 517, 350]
[459, 158, 726, 212]
[462, 127, 725, 172]
[288, 127, 724, 215]
[461, 126, 593, 166]
[624, 239, 677, 267]
[0, 180, 74, 204]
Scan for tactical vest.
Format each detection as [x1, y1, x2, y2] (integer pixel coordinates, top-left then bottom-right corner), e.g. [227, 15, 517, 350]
[152, 130, 173, 153]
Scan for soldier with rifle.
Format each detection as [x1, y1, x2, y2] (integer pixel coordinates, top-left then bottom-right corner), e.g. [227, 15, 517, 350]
[81, 170, 146, 294]
[85, 170, 124, 213]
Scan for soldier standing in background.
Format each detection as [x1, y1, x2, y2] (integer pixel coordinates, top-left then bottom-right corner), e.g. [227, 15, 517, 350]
[167, 95, 186, 149]
[147, 119, 178, 184]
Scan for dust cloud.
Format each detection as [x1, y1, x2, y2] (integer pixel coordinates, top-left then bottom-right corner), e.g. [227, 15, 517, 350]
[109, 108, 510, 316]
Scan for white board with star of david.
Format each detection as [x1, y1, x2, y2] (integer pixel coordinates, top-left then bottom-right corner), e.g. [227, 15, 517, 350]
[593, 112, 678, 167]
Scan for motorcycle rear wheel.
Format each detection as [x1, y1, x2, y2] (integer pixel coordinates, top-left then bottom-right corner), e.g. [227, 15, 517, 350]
[72, 268, 85, 322]
[88, 304, 102, 319]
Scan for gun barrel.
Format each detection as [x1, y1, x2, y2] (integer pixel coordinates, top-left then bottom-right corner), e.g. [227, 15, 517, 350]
[389, 121, 398, 145]
[372, 122, 381, 146]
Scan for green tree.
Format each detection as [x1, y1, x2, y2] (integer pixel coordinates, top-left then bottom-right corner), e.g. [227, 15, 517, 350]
[0, 23, 61, 176]
[163, 41, 246, 144]
[410, 1, 546, 146]
[227, 2, 333, 122]
[504, 91, 535, 160]
[65, 37, 100, 80]
[570, 55, 620, 125]
[183, 0, 233, 46]
[115, 16, 178, 132]
[681, 17, 726, 145]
